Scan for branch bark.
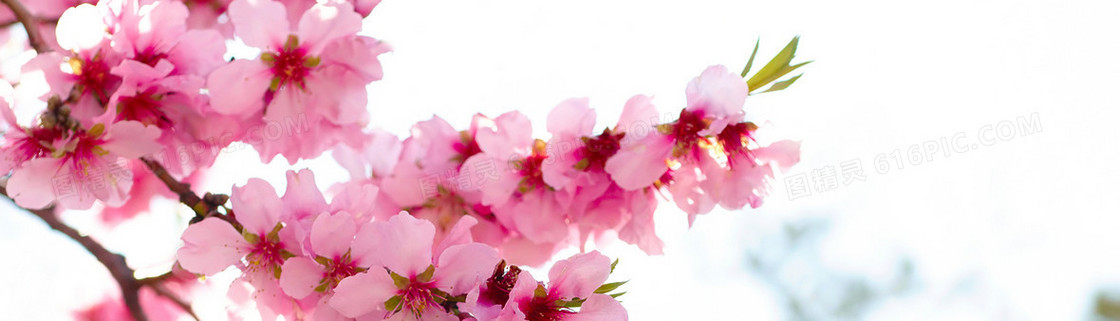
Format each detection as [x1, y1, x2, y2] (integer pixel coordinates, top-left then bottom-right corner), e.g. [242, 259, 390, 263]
[0, 0, 50, 53]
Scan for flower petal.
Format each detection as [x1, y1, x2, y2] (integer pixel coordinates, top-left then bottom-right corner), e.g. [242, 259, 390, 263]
[231, 178, 284, 235]
[310, 211, 356, 258]
[279, 256, 323, 299]
[435, 243, 500, 295]
[567, 294, 628, 321]
[176, 217, 248, 275]
[297, 1, 363, 54]
[206, 59, 271, 116]
[228, 0, 289, 49]
[329, 271, 396, 318]
[547, 251, 611, 300]
[370, 212, 435, 275]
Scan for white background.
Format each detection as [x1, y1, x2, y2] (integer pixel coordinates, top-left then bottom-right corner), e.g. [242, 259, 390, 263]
[2, 0, 1120, 320]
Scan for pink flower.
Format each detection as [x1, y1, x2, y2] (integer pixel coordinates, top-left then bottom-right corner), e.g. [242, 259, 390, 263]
[328, 212, 501, 320]
[603, 95, 671, 190]
[108, 59, 237, 176]
[176, 177, 304, 318]
[109, 0, 227, 76]
[5, 120, 160, 210]
[492, 251, 627, 321]
[278, 211, 374, 318]
[206, 0, 389, 162]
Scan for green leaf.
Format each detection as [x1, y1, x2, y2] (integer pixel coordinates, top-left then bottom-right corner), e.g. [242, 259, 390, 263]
[417, 265, 436, 283]
[740, 38, 761, 77]
[534, 284, 549, 299]
[609, 291, 627, 299]
[557, 297, 586, 308]
[391, 272, 411, 290]
[760, 73, 804, 93]
[242, 231, 260, 244]
[610, 259, 619, 274]
[384, 295, 403, 312]
[594, 281, 627, 294]
[745, 36, 811, 93]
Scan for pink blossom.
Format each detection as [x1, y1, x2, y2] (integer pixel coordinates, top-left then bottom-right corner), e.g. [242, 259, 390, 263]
[328, 212, 501, 320]
[206, 0, 388, 162]
[5, 120, 160, 209]
[492, 251, 627, 321]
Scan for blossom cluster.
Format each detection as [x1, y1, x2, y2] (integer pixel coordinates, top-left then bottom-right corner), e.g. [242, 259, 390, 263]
[177, 170, 627, 320]
[0, 0, 805, 320]
[1, 0, 387, 216]
[330, 64, 801, 266]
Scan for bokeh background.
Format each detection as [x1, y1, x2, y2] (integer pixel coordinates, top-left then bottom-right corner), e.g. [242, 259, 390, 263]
[2, 0, 1119, 320]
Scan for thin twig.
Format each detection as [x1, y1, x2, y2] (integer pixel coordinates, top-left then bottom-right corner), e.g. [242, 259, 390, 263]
[0, 187, 149, 321]
[140, 157, 207, 219]
[0, 0, 50, 53]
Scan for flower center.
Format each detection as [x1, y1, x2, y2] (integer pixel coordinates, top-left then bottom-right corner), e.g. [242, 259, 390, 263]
[263, 35, 318, 91]
[247, 237, 285, 273]
[716, 121, 758, 165]
[116, 88, 171, 129]
[69, 55, 116, 105]
[452, 130, 482, 165]
[400, 281, 440, 317]
[575, 128, 624, 172]
[134, 47, 168, 67]
[7, 127, 62, 165]
[319, 254, 361, 291]
[479, 261, 521, 306]
[522, 295, 574, 321]
[513, 140, 548, 194]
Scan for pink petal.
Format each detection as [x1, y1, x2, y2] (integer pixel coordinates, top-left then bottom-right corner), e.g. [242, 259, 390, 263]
[103, 121, 161, 158]
[755, 140, 802, 172]
[7, 158, 62, 209]
[320, 35, 389, 82]
[310, 211, 357, 258]
[435, 243, 500, 295]
[297, 1, 363, 55]
[505, 192, 568, 244]
[604, 135, 672, 190]
[614, 95, 660, 136]
[167, 29, 227, 76]
[176, 218, 248, 275]
[279, 256, 323, 299]
[206, 59, 271, 115]
[328, 271, 396, 318]
[546, 98, 595, 137]
[475, 111, 532, 156]
[433, 216, 478, 256]
[283, 169, 329, 220]
[684, 65, 749, 120]
[617, 191, 663, 255]
[567, 294, 628, 321]
[228, 0, 290, 49]
[370, 212, 435, 275]
[547, 251, 611, 300]
[232, 178, 284, 235]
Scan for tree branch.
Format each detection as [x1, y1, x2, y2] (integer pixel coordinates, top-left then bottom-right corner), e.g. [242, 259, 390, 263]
[0, 0, 50, 53]
[0, 187, 148, 321]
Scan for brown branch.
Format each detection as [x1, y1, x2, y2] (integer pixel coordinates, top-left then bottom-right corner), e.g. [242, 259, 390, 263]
[0, 187, 148, 321]
[0, 0, 50, 53]
[140, 157, 208, 220]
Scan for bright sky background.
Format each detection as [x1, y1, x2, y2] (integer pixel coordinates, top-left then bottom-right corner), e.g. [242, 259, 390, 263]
[2, 0, 1120, 320]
